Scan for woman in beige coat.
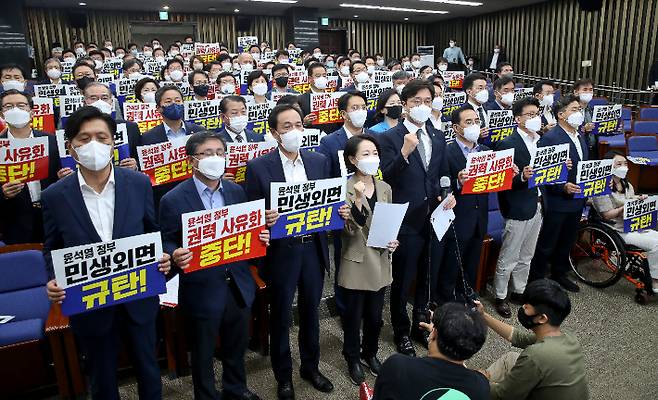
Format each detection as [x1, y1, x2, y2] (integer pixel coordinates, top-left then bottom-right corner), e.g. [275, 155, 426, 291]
[339, 134, 399, 385]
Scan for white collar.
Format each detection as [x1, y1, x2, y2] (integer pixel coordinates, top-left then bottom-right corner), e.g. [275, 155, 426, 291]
[78, 166, 115, 194]
[403, 118, 425, 135]
[343, 124, 361, 138]
[517, 127, 539, 142]
[278, 148, 303, 165]
[7, 129, 34, 139]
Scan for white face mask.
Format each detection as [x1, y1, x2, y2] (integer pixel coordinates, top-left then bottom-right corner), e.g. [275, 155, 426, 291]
[221, 84, 236, 94]
[579, 92, 593, 103]
[403, 61, 411, 70]
[47, 68, 62, 80]
[525, 116, 542, 133]
[170, 50, 180, 56]
[377, 59, 385, 67]
[155, 56, 165, 64]
[494, 48, 500, 54]
[409, 104, 432, 124]
[144, 50, 153, 58]
[314, 76, 328, 90]
[541, 94, 554, 107]
[143, 92, 156, 103]
[252, 52, 261, 61]
[222, 62, 232, 72]
[169, 69, 184, 81]
[463, 124, 481, 143]
[355, 71, 369, 84]
[90, 99, 113, 115]
[340, 66, 351, 76]
[106, 46, 113, 51]
[279, 129, 303, 153]
[252, 83, 268, 96]
[2, 80, 25, 91]
[500, 92, 515, 106]
[233, 63, 240, 71]
[64, 56, 76, 63]
[193, 63, 204, 71]
[195, 156, 225, 180]
[356, 156, 380, 176]
[73, 140, 112, 171]
[411, 60, 421, 69]
[241, 63, 254, 72]
[612, 165, 628, 179]
[348, 109, 368, 128]
[3, 107, 31, 128]
[366, 65, 376, 74]
[449, 42, 456, 48]
[432, 96, 444, 111]
[75, 48, 86, 55]
[129, 72, 142, 80]
[94, 60, 103, 70]
[313, 52, 322, 58]
[228, 115, 248, 133]
[474, 89, 489, 104]
[567, 111, 585, 128]
[438, 64, 448, 72]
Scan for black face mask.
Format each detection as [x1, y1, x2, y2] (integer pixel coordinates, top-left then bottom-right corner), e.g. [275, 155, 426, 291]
[76, 76, 94, 91]
[193, 84, 209, 97]
[385, 105, 403, 120]
[275, 76, 289, 88]
[517, 307, 542, 329]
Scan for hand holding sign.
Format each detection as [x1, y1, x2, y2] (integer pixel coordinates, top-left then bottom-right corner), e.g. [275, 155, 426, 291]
[2, 181, 24, 199]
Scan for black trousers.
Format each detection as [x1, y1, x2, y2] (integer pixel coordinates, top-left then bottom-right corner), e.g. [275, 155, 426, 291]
[437, 230, 484, 304]
[341, 287, 386, 362]
[74, 307, 161, 400]
[529, 209, 581, 281]
[186, 290, 250, 400]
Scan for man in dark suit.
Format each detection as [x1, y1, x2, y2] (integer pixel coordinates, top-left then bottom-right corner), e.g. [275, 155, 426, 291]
[160, 131, 269, 400]
[438, 106, 492, 305]
[140, 85, 204, 211]
[0, 89, 62, 244]
[43, 106, 171, 400]
[484, 76, 515, 112]
[379, 79, 455, 355]
[218, 95, 265, 144]
[39, 57, 70, 85]
[492, 98, 543, 318]
[297, 62, 341, 134]
[246, 104, 349, 399]
[529, 95, 588, 292]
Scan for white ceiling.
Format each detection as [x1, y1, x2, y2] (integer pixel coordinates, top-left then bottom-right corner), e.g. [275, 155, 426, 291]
[25, 0, 549, 22]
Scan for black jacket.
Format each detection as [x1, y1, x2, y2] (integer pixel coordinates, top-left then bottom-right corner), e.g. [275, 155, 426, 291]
[496, 129, 539, 221]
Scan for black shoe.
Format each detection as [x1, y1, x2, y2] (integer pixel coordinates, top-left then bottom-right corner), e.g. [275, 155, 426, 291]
[300, 370, 334, 393]
[553, 276, 580, 293]
[347, 360, 365, 386]
[277, 381, 295, 400]
[360, 355, 383, 376]
[494, 298, 512, 318]
[223, 389, 261, 400]
[509, 292, 525, 305]
[394, 335, 416, 357]
[410, 328, 430, 349]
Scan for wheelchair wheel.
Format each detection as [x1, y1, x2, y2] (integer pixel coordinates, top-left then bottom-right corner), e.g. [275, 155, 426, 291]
[569, 222, 626, 287]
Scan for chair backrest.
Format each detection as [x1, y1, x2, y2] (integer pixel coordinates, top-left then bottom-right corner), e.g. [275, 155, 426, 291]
[622, 107, 632, 120]
[488, 192, 499, 211]
[589, 97, 608, 107]
[0, 250, 50, 323]
[639, 106, 658, 120]
[628, 135, 658, 152]
[633, 120, 658, 135]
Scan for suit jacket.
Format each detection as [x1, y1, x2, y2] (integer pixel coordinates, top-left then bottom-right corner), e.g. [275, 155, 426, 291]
[245, 148, 330, 275]
[318, 126, 376, 178]
[496, 129, 539, 221]
[445, 141, 489, 239]
[0, 130, 60, 244]
[140, 121, 204, 146]
[297, 92, 341, 134]
[339, 176, 392, 291]
[379, 122, 448, 235]
[484, 100, 506, 112]
[159, 177, 256, 318]
[41, 167, 160, 335]
[218, 127, 264, 143]
[538, 124, 589, 213]
[116, 119, 141, 160]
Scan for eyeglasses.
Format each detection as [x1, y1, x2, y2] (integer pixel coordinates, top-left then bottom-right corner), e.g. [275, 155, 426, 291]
[347, 105, 368, 112]
[194, 150, 225, 157]
[1, 103, 30, 112]
[87, 95, 112, 102]
[407, 97, 433, 107]
[521, 112, 539, 118]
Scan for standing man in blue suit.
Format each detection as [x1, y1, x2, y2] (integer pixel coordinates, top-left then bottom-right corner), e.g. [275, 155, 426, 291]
[484, 76, 515, 112]
[529, 95, 588, 292]
[140, 85, 204, 211]
[159, 131, 269, 400]
[379, 80, 455, 355]
[0, 89, 62, 244]
[246, 104, 349, 400]
[43, 106, 171, 400]
[438, 106, 492, 305]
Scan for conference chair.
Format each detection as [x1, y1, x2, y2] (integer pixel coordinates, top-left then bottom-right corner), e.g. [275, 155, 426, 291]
[632, 120, 658, 135]
[622, 107, 633, 132]
[638, 106, 658, 120]
[589, 97, 608, 108]
[475, 193, 504, 292]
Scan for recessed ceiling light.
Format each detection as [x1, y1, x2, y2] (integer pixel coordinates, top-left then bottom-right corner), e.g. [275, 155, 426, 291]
[234, 8, 240, 13]
[248, 0, 298, 3]
[208, 7, 216, 11]
[162, 5, 169, 10]
[404, 17, 409, 20]
[419, 0, 483, 6]
[79, 2, 87, 5]
[340, 3, 449, 14]
[354, 15, 359, 18]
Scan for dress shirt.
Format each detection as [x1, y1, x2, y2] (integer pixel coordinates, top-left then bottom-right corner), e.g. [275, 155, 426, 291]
[226, 125, 246, 142]
[468, 100, 488, 128]
[193, 175, 225, 210]
[163, 120, 187, 140]
[442, 47, 466, 64]
[403, 118, 432, 163]
[78, 167, 115, 242]
[543, 107, 556, 125]
[343, 125, 361, 139]
[518, 127, 541, 195]
[279, 148, 308, 183]
[565, 129, 584, 160]
[429, 114, 443, 131]
[455, 136, 480, 159]
[8, 129, 42, 202]
[489, 53, 500, 69]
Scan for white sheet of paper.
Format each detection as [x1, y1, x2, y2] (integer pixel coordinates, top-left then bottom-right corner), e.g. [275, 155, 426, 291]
[158, 274, 179, 307]
[430, 197, 456, 241]
[366, 202, 409, 249]
[0, 315, 15, 324]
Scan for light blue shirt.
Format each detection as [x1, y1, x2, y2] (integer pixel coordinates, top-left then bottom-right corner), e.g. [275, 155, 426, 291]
[456, 136, 480, 159]
[192, 175, 225, 210]
[442, 46, 466, 65]
[164, 121, 187, 140]
[370, 120, 394, 133]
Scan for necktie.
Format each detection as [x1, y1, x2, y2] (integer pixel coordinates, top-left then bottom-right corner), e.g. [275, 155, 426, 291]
[235, 134, 244, 143]
[478, 107, 486, 128]
[416, 129, 427, 169]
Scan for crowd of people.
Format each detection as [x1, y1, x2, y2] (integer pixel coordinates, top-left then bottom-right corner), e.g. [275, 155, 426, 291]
[5, 33, 657, 400]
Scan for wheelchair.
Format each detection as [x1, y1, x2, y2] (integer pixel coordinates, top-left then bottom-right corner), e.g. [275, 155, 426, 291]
[569, 207, 655, 304]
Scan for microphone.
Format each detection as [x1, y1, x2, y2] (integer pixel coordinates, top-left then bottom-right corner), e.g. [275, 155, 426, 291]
[439, 176, 452, 202]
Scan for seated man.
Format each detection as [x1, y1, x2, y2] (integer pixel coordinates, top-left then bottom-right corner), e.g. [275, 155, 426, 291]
[373, 303, 489, 400]
[476, 279, 589, 399]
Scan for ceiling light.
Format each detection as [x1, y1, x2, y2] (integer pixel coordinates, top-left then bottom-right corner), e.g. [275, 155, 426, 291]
[234, 8, 240, 13]
[419, 0, 483, 6]
[248, 0, 298, 3]
[79, 2, 86, 5]
[208, 7, 216, 11]
[340, 3, 449, 14]
[162, 5, 169, 10]
[404, 17, 409, 20]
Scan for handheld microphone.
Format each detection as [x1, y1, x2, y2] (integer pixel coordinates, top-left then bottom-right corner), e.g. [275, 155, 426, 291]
[439, 176, 452, 201]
